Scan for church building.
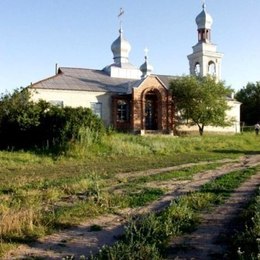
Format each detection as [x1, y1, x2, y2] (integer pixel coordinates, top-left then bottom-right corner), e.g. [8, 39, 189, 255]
[30, 4, 241, 134]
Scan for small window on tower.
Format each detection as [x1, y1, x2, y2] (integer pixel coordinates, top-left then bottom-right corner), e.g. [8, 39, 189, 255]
[194, 62, 201, 76]
[208, 61, 216, 76]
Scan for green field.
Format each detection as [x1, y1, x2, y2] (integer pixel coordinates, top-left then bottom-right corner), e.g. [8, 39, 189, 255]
[0, 132, 259, 256]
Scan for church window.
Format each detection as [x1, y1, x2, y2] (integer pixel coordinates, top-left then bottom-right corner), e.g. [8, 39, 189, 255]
[194, 62, 201, 76]
[206, 30, 211, 42]
[117, 100, 128, 122]
[198, 30, 202, 41]
[91, 102, 102, 118]
[208, 61, 216, 76]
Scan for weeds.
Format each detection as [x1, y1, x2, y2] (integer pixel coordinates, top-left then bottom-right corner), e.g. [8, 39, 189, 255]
[126, 163, 222, 185]
[0, 133, 259, 256]
[228, 187, 260, 259]
[126, 188, 164, 208]
[90, 167, 257, 259]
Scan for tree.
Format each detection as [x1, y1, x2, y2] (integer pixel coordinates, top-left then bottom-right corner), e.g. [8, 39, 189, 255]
[170, 75, 233, 136]
[235, 82, 260, 125]
[0, 88, 48, 148]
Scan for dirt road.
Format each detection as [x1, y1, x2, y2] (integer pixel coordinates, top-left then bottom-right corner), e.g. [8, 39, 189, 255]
[5, 155, 260, 259]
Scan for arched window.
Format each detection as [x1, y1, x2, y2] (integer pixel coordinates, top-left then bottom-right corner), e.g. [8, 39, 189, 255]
[208, 61, 216, 76]
[194, 62, 201, 76]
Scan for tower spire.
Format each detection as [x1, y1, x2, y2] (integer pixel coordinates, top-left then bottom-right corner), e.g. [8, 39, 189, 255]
[144, 47, 149, 60]
[195, 2, 212, 43]
[118, 8, 124, 32]
[187, 3, 223, 81]
[202, 0, 206, 9]
[140, 47, 153, 78]
[110, 8, 131, 65]
[103, 8, 142, 79]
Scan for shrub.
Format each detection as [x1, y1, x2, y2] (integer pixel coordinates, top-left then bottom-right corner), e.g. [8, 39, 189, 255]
[0, 88, 105, 151]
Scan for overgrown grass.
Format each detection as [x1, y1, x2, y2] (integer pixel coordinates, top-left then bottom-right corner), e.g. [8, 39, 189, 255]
[100, 132, 260, 157]
[90, 167, 258, 259]
[228, 187, 260, 259]
[0, 132, 259, 257]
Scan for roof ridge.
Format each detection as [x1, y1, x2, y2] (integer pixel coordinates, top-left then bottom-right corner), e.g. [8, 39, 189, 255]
[153, 73, 176, 77]
[59, 67, 101, 72]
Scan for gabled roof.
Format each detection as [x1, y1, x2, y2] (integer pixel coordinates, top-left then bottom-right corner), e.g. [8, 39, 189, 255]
[30, 67, 175, 94]
[155, 74, 177, 88]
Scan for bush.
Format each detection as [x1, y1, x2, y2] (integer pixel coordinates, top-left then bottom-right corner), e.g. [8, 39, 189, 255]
[37, 106, 105, 150]
[0, 88, 105, 151]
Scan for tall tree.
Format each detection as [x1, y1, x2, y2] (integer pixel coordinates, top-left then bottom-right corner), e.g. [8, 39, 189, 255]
[235, 82, 260, 125]
[170, 75, 233, 135]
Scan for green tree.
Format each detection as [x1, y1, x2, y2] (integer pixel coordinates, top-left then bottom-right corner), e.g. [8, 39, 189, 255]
[0, 88, 45, 130]
[235, 82, 260, 125]
[0, 88, 49, 148]
[170, 75, 233, 136]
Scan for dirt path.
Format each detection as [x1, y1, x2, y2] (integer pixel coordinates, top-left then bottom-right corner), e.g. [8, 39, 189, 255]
[114, 158, 237, 180]
[166, 172, 260, 259]
[4, 155, 260, 260]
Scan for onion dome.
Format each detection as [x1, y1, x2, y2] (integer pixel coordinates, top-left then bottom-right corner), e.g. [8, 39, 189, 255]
[140, 51, 153, 78]
[195, 3, 213, 29]
[111, 27, 131, 64]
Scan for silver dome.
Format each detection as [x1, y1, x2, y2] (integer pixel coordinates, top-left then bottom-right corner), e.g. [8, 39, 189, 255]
[195, 4, 213, 29]
[111, 28, 131, 64]
[140, 56, 153, 78]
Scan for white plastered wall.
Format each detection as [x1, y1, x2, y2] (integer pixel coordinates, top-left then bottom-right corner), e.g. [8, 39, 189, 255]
[30, 88, 113, 126]
[178, 99, 241, 134]
[188, 43, 223, 82]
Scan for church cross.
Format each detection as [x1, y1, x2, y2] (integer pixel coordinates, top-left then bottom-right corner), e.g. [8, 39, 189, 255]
[202, 0, 206, 9]
[118, 8, 124, 30]
[118, 7, 124, 18]
[144, 47, 149, 59]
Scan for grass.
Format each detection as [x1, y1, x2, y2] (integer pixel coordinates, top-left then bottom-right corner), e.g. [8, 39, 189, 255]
[227, 187, 260, 259]
[90, 167, 258, 259]
[0, 132, 259, 257]
[124, 163, 222, 184]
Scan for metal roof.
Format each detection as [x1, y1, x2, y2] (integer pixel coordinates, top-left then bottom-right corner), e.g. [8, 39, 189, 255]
[30, 67, 175, 94]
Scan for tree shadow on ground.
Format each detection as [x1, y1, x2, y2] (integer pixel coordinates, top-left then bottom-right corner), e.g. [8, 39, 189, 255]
[212, 149, 260, 155]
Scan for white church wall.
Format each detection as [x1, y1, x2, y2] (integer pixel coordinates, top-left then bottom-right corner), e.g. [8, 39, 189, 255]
[110, 66, 141, 79]
[30, 89, 112, 126]
[178, 100, 241, 134]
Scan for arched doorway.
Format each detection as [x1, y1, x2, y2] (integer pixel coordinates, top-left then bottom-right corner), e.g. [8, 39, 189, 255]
[145, 91, 158, 130]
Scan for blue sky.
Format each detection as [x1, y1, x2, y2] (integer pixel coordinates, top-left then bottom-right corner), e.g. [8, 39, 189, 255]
[0, 0, 259, 93]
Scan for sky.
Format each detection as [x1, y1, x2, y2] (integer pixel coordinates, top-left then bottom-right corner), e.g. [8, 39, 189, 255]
[0, 0, 259, 93]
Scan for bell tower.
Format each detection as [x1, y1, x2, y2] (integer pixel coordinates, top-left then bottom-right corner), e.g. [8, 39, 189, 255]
[187, 3, 223, 81]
